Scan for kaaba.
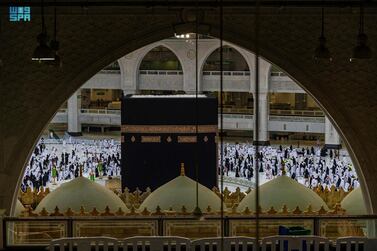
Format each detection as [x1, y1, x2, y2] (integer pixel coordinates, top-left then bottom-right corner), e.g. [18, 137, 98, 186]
[121, 95, 218, 191]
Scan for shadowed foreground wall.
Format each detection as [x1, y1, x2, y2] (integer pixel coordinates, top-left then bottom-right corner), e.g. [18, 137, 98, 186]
[0, 6, 376, 214]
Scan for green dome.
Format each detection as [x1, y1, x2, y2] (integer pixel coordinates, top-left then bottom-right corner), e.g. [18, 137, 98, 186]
[139, 173, 223, 212]
[238, 176, 329, 212]
[341, 187, 367, 215]
[36, 177, 128, 213]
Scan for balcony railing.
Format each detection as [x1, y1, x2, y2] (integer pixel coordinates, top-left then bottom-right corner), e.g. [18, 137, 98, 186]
[139, 70, 183, 75]
[222, 113, 253, 119]
[220, 107, 324, 117]
[80, 109, 121, 115]
[98, 70, 286, 77]
[138, 70, 251, 76]
[221, 113, 323, 123]
[203, 71, 250, 76]
[270, 109, 324, 117]
[270, 71, 287, 77]
[270, 115, 325, 123]
[57, 108, 323, 118]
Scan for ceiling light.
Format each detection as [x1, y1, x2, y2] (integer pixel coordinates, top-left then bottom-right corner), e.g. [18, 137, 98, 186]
[350, 2, 372, 61]
[32, 0, 55, 62]
[314, 36, 332, 61]
[32, 32, 55, 62]
[314, 8, 332, 61]
[350, 33, 372, 61]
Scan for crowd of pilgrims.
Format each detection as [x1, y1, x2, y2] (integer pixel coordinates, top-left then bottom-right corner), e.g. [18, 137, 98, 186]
[21, 138, 359, 193]
[220, 143, 359, 192]
[21, 138, 121, 192]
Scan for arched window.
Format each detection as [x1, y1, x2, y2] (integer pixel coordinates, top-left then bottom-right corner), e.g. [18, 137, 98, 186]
[203, 46, 249, 72]
[140, 46, 182, 71]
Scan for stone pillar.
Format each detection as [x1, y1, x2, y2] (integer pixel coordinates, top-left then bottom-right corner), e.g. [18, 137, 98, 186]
[119, 54, 139, 94]
[67, 90, 82, 136]
[325, 116, 341, 149]
[182, 48, 200, 94]
[253, 58, 270, 146]
[253, 92, 270, 145]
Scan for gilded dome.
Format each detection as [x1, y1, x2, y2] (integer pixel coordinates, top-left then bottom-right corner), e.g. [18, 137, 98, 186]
[35, 177, 128, 213]
[238, 176, 329, 212]
[139, 167, 223, 212]
[341, 187, 367, 215]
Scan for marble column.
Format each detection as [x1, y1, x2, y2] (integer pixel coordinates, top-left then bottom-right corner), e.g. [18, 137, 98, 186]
[325, 116, 341, 149]
[253, 92, 270, 145]
[67, 90, 82, 136]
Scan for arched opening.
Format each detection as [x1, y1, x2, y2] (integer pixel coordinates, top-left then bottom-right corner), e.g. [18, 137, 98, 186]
[3, 18, 374, 244]
[140, 46, 182, 71]
[138, 45, 185, 94]
[201, 45, 253, 120]
[203, 45, 250, 72]
[268, 65, 324, 141]
[15, 35, 362, 221]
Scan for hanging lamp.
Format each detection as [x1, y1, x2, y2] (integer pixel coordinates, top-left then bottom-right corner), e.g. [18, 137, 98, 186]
[314, 8, 332, 61]
[32, 0, 55, 62]
[350, 1, 372, 61]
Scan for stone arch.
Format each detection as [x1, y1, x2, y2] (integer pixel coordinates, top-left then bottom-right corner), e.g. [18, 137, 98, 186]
[138, 45, 183, 70]
[5, 17, 373, 216]
[199, 41, 254, 77]
[198, 41, 255, 94]
[133, 42, 187, 92]
[202, 45, 251, 71]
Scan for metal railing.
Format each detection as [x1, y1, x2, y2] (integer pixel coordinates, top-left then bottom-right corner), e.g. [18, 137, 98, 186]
[3, 215, 376, 247]
[221, 114, 323, 123]
[56, 108, 324, 119]
[203, 71, 250, 76]
[270, 109, 324, 117]
[139, 70, 183, 75]
[138, 70, 251, 76]
[220, 107, 324, 117]
[222, 113, 253, 119]
[270, 116, 325, 123]
[98, 69, 285, 77]
[42, 138, 120, 145]
[270, 71, 287, 77]
[80, 109, 121, 115]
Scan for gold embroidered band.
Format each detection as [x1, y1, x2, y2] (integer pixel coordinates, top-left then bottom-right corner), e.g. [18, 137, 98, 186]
[121, 125, 218, 134]
[177, 136, 197, 143]
[141, 136, 161, 143]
